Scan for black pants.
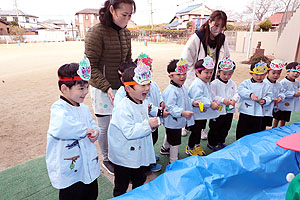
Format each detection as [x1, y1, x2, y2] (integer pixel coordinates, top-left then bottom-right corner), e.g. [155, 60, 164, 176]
[165, 128, 182, 146]
[113, 164, 147, 197]
[188, 120, 207, 148]
[208, 113, 233, 146]
[59, 179, 98, 200]
[152, 128, 158, 145]
[236, 113, 264, 140]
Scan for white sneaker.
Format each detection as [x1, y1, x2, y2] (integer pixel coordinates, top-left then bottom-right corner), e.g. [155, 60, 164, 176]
[201, 129, 208, 140]
[181, 128, 188, 136]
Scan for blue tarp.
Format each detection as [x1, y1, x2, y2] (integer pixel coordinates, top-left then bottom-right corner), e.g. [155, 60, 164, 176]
[113, 123, 300, 200]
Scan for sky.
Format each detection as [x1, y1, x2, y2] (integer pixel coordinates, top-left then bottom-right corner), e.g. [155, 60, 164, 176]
[1, 0, 253, 25]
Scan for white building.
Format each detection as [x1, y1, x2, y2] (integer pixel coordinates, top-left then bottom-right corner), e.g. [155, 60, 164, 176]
[0, 9, 38, 29]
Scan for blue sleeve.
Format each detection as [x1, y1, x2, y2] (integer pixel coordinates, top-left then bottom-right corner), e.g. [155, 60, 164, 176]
[238, 81, 252, 99]
[188, 84, 211, 108]
[163, 88, 183, 118]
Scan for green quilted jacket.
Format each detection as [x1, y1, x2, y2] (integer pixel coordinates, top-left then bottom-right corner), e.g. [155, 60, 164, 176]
[84, 23, 132, 92]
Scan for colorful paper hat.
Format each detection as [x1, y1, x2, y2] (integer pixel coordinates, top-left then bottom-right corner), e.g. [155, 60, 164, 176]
[133, 62, 152, 85]
[170, 58, 188, 75]
[269, 59, 284, 71]
[77, 55, 91, 81]
[218, 57, 235, 71]
[250, 61, 268, 74]
[203, 56, 215, 69]
[137, 53, 153, 66]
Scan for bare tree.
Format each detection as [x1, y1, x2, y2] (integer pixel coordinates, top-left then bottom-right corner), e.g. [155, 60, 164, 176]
[245, 0, 300, 21]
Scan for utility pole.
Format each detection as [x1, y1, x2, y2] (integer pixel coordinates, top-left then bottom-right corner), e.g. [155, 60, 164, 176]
[246, 0, 257, 59]
[13, 0, 20, 28]
[150, 0, 154, 29]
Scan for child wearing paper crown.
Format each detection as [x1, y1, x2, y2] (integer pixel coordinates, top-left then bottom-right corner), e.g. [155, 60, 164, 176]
[137, 53, 169, 172]
[160, 59, 194, 163]
[262, 59, 285, 129]
[46, 57, 101, 200]
[273, 62, 300, 127]
[236, 60, 273, 140]
[186, 56, 220, 155]
[108, 63, 160, 197]
[208, 57, 239, 151]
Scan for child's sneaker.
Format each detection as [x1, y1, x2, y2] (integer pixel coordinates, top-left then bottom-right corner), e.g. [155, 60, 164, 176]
[201, 129, 208, 140]
[160, 146, 170, 155]
[194, 144, 206, 156]
[207, 143, 222, 151]
[155, 154, 159, 161]
[150, 163, 162, 172]
[218, 143, 227, 149]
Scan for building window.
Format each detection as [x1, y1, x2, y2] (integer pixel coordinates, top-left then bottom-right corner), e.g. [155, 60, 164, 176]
[25, 17, 29, 23]
[85, 14, 89, 20]
[13, 17, 18, 22]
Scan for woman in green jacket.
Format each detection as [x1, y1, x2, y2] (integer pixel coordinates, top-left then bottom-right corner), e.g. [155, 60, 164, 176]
[85, 0, 136, 175]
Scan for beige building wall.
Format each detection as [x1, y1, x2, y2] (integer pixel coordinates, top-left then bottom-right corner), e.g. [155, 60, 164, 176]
[235, 31, 278, 56]
[275, 7, 300, 62]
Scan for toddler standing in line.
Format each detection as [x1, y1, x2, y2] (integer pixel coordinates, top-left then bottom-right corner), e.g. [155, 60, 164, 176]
[236, 60, 272, 140]
[273, 62, 300, 127]
[46, 58, 100, 200]
[209, 57, 239, 151]
[160, 59, 194, 163]
[262, 59, 285, 129]
[186, 56, 220, 156]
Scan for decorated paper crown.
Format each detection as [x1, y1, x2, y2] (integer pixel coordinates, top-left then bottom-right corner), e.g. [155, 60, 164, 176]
[170, 58, 188, 75]
[287, 64, 300, 72]
[137, 53, 153, 66]
[59, 56, 91, 81]
[269, 59, 284, 71]
[124, 62, 152, 85]
[250, 61, 268, 74]
[196, 56, 215, 71]
[77, 55, 91, 81]
[218, 57, 235, 71]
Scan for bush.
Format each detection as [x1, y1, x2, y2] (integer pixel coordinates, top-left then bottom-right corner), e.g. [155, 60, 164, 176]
[226, 24, 235, 31]
[259, 19, 272, 32]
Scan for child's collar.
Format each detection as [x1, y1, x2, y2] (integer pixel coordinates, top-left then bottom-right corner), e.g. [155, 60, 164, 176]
[170, 80, 182, 88]
[60, 95, 80, 107]
[217, 76, 228, 84]
[267, 76, 276, 83]
[286, 76, 295, 82]
[126, 92, 142, 104]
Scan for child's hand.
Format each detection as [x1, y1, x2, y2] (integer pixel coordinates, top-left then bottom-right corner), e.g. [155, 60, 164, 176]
[163, 107, 170, 118]
[258, 99, 266, 105]
[87, 129, 99, 143]
[160, 101, 166, 108]
[294, 92, 300, 97]
[211, 101, 219, 110]
[277, 97, 283, 103]
[192, 100, 201, 107]
[229, 100, 236, 106]
[182, 111, 193, 119]
[223, 99, 230, 106]
[250, 93, 258, 101]
[149, 118, 159, 129]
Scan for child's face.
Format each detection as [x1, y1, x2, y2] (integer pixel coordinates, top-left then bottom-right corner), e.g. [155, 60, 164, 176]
[287, 70, 300, 80]
[169, 73, 186, 86]
[125, 83, 150, 103]
[62, 83, 89, 106]
[267, 70, 282, 82]
[218, 70, 234, 82]
[196, 68, 213, 82]
[250, 73, 266, 83]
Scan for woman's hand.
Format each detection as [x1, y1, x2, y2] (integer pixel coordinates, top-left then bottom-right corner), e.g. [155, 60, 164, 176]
[107, 88, 115, 105]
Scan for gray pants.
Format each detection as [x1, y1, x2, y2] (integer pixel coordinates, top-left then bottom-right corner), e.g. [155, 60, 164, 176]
[97, 115, 111, 162]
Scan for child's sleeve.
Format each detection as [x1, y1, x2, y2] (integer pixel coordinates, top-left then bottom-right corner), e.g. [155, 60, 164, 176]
[188, 84, 211, 108]
[262, 84, 273, 106]
[238, 81, 252, 99]
[48, 104, 87, 140]
[282, 81, 295, 98]
[88, 110, 101, 137]
[278, 82, 286, 100]
[232, 81, 240, 102]
[115, 109, 152, 140]
[163, 89, 184, 118]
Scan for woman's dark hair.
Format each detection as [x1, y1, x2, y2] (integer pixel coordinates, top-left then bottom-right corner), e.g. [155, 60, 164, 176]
[99, 0, 136, 26]
[167, 59, 179, 74]
[286, 62, 299, 70]
[200, 10, 227, 49]
[58, 63, 88, 90]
